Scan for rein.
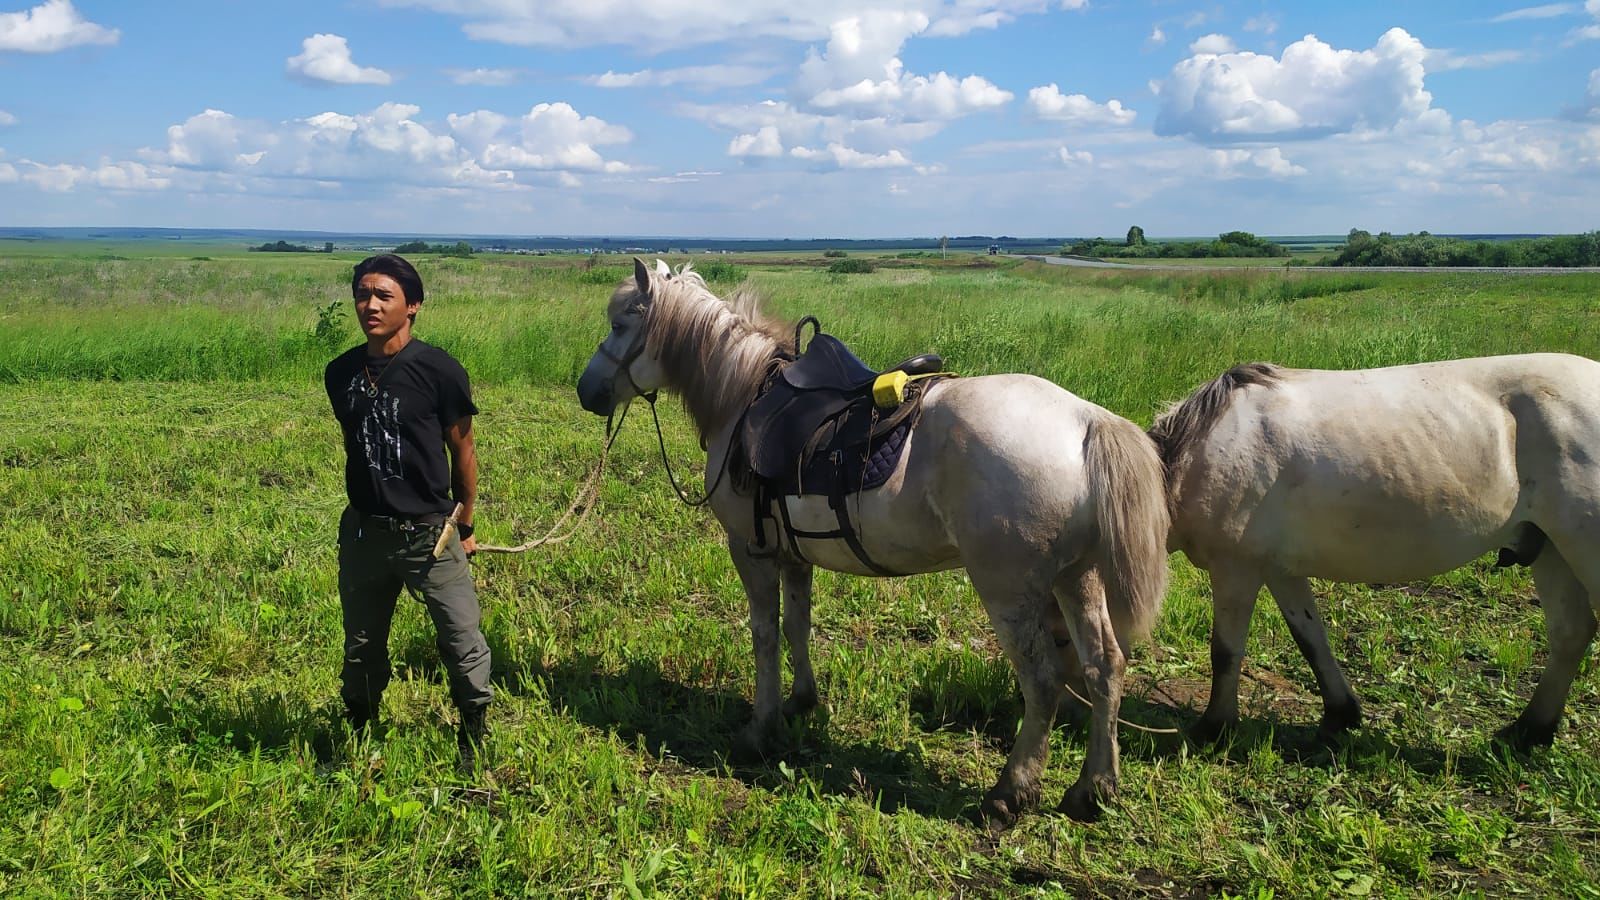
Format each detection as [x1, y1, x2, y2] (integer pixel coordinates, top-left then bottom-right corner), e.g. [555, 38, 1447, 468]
[473, 402, 630, 555]
[644, 393, 754, 508]
[601, 321, 758, 509]
[1060, 683, 1181, 736]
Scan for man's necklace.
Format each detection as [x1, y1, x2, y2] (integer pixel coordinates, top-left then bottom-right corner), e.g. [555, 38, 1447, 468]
[361, 338, 408, 399]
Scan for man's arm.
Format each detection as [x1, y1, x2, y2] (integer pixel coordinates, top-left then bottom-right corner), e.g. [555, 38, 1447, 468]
[444, 415, 478, 555]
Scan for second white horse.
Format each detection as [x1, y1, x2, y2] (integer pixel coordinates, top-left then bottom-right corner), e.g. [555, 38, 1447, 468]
[1151, 353, 1600, 747]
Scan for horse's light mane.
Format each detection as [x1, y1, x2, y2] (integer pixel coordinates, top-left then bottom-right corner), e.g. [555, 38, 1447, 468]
[611, 263, 795, 441]
[1148, 362, 1282, 489]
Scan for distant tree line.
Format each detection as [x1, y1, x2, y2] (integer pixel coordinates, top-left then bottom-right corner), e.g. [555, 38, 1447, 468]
[393, 240, 474, 257]
[1327, 230, 1600, 267]
[1064, 228, 1289, 259]
[251, 240, 332, 253]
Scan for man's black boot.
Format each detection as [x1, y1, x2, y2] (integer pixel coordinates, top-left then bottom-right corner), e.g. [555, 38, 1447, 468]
[456, 706, 488, 775]
[343, 699, 378, 737]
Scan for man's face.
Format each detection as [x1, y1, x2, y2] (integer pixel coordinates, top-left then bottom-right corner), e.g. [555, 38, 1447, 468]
[354, 272, 418, 340]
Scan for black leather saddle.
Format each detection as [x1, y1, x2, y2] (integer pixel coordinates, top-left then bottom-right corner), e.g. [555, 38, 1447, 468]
[744, 327, 942, 485]
[737, 318, 947, 575]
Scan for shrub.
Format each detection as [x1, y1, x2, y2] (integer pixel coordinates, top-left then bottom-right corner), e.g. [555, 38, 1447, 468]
[1327, 229, 1600, 268]
[822, 249, 848, 258]
[827, 258, 875, 274]
[697, 261, 745, 282]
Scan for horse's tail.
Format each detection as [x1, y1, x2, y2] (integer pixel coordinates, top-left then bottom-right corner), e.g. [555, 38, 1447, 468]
[1084, 412, 1171, 650]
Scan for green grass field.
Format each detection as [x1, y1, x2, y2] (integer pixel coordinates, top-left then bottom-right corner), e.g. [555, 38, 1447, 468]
[2, 249, 1598, 896]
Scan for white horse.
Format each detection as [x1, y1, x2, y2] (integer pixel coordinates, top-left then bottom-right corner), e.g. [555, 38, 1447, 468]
[1150, 354, 1600, 747]
[577, 259, 1170, 823]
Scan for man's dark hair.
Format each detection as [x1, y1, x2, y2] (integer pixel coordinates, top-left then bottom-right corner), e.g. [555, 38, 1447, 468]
[353, 254, 425, 307]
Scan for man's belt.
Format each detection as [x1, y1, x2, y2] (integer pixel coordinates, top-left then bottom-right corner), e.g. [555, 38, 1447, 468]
[356, 510, 450, 532]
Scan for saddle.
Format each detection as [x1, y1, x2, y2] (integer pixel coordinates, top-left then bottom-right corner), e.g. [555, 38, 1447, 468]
[738, 317, 948, 575]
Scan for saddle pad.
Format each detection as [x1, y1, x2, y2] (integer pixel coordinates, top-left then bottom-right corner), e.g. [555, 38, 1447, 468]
[754, 411, 916, 498]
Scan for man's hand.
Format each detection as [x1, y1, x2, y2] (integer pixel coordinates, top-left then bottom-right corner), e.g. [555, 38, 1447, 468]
[445, 415, 478, 558]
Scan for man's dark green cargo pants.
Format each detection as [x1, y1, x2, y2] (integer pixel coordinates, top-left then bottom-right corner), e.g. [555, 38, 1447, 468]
[337, 507, 493, 716]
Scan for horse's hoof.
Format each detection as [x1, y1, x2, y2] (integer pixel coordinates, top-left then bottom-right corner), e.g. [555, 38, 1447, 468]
[1494, 718, 1556, 751]
[980, 792, 1022, 831]
[1058, 779, 1112, 823]
[730, 727, 772, 764]
[1317, 700, 1362, 740]
[782, 689, 819, 720]
[1187, 715, 1234, 745]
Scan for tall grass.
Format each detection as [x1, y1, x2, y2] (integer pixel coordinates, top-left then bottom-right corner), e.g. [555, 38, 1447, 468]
[6, 255, 1597, 422]
[3, 253, 1599, 895]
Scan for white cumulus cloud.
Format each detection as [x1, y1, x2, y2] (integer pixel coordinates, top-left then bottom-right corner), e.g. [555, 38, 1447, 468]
[0, 0, 117, 53]
[481, 102, 632, 172]
[1210, 147, 1307, 178]
[132, 101, 628, 191]
[1155, 28, 1442, 143]
[0, 110, 15, 126]
[810, 67, 1012, 118]
[729, 126, 784, 157]
[1189, 33, 1237, 54]
[1057, 146, 1093, 166]
[1027, 85, 1136, 125]
[150, 109, 263, 169]
[790, 142, 912, 168]
[1569, 0, 1600, 40]
[286, 34, 393, 86]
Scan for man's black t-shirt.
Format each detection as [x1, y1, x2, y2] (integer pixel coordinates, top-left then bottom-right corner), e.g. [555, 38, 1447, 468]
[324, 339, 478, 518]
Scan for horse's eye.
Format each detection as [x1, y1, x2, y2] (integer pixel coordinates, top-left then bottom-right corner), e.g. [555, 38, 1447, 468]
[610, 322, 623, 333]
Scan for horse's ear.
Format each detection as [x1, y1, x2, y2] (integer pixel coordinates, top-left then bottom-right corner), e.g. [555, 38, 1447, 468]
[633, 256, 651, 296]
[654, 258, 671, 279]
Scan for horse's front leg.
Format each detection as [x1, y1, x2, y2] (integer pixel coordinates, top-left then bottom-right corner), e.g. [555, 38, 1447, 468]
[781, 561, 819, 719]
[1192, 563, 1263, 743]
[729, 540, 783, 760]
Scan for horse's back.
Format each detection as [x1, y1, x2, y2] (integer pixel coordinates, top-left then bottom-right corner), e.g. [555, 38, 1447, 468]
[914, 374, 1128, 547]
[1171, 353, 1600, 580]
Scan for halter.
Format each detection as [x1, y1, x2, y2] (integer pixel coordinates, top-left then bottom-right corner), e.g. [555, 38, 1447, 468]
[593, 312, 737, 508]
[594, 324, 657, 406]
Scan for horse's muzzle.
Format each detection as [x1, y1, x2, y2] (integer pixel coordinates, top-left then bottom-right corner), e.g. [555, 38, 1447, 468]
[576, 370, 614, 416]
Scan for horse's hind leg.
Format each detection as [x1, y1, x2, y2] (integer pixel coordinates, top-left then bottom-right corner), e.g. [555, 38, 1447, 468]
[1046, 597, 1091, 729]
[968, 566, 1068, 828]
[1193, 563, 1263, 743]
[1497, 545, 1597, 749]
[1053, 564, 1126, 822]
[1265, 573, 1362, 738]
[728, 540, 784, 760]
[781, 561, 819, 718]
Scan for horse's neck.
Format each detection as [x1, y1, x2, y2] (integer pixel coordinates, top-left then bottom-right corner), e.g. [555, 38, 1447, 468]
[659, 298, 775, 440]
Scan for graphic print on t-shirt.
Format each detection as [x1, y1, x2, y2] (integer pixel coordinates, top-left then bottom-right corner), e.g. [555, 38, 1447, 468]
[345, 373, 404, 480]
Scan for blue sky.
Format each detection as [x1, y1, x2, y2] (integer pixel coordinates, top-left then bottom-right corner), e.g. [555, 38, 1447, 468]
[1, 0, 1597, 237]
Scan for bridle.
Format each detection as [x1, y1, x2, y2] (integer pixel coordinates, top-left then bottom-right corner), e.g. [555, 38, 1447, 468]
[594, 317, 657, 406]
[593, 308, 734, 508]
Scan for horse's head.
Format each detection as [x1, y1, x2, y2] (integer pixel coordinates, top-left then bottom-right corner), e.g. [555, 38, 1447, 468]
[578, 256, 672, 416]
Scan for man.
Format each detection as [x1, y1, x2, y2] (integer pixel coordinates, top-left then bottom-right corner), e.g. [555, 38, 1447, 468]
[324, 253, 491, 774]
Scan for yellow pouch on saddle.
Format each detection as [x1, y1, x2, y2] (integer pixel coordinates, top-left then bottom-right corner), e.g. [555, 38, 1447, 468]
[872, 370, 951, 408]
